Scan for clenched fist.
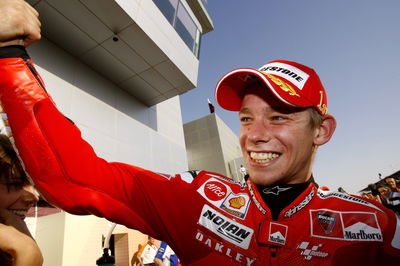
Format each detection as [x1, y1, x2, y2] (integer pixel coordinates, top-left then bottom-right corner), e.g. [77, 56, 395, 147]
[0, 0, 41, 47]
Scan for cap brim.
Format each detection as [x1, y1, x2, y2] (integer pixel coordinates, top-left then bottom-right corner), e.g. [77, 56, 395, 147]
[214, 68, 313, 111]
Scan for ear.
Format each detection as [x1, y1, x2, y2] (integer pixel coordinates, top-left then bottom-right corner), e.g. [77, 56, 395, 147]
[313, 114, 336, 146]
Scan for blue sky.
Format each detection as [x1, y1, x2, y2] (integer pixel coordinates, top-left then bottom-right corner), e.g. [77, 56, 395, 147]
[180, 0, 400, 193]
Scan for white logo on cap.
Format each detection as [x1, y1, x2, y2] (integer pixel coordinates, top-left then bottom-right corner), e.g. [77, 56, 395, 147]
[259, 62, 309, 90]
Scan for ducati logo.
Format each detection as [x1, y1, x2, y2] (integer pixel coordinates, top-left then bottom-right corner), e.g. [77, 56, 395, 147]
[317, 212, 336, 235]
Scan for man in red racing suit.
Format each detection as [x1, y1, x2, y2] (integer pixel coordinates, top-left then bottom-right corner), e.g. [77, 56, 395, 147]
[0, 2, 399, 265]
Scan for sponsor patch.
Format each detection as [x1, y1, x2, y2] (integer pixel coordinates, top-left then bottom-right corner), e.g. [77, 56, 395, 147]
[220, 193, 251, 219]
[204, 181, 228, 201]
[198, 179, 250, 219]
[317, 212, 336, 235]
[247, 180, 267, 215]
[198, 205, 254, 249]
[317, 190, 383, 212]
[342, 212, 382, 241]
[310, 209, 383, 242]
[265, 74, 300, 97]
[198, 179, 229, 201]
[195, 230, 256, 265]
[297, 241, 329, 261]
[284, 189, 314, 217]
[268, 222, 288, 246]
[258, 62, 309, 90]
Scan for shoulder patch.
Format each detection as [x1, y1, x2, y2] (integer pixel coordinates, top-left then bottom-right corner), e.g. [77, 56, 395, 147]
[197, 178, 251, 219]
[317, 190, 384, 212]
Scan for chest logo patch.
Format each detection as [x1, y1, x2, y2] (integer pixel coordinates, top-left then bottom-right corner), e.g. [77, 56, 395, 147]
[342, 212, 382, 241]
[317, 212, 336, 235]
[198, 205, 254, 249]
[198, 178, 250, 219]
[269, 222, 288, 245]
[310, 209, 383, 242]
[195, 230, 257, 265]
[220, 193, 251, 219]
[203, 180, 228, 201]
[297, 241, 329, 261]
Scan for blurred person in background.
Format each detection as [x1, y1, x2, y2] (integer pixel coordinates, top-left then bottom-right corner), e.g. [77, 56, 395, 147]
[385, 177, 400, 192]
[138, 236, 158, 266]
[154, 241, 179, 266]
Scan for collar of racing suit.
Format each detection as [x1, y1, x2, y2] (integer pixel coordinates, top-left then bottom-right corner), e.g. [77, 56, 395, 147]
[256, 176, 318, 220]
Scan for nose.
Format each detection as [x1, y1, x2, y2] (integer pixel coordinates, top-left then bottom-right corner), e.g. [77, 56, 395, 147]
[21, 185, 39, 207]
[247, 118, 271, 144]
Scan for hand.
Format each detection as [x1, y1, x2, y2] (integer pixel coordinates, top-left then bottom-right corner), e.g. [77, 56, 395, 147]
[0, 0, 41, 47]
[0, 223, 43, 266]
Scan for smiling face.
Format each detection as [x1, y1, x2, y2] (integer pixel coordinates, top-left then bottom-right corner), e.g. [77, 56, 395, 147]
[0, 135, 39, 220]
[239, 83, 335, 186]
[0, 183, 38, 220]
[385, 177, 397, 189]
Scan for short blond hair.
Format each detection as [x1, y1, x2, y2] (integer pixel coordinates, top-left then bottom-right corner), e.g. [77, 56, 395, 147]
[307, 107, 323, 129]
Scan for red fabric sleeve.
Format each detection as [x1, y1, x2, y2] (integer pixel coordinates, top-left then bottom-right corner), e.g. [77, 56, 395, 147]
[0, 57, 195, 241]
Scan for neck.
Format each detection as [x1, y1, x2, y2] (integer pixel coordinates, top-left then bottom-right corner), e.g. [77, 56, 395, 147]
[256, 177, 316, 220]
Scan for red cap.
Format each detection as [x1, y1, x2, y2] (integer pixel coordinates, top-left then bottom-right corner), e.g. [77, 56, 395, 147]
[214, 60, 328, 116]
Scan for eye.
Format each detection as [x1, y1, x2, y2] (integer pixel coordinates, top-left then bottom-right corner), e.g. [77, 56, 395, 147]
[240, 116, 252, 123]
[7, 181, 24, 188]
[5, 175, 26, 189]
[271, 115, 287, 121]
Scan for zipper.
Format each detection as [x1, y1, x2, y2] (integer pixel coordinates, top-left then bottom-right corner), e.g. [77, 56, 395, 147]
[23, 58, 45, 89]
[270, 246, 278, 265]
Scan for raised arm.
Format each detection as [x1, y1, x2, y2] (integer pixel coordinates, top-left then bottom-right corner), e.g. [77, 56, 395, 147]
[0, 0, 199, 245]
[0, 45, 194, 238]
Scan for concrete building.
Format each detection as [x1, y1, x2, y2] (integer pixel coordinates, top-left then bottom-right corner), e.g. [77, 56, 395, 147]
[24, 0, 213, 265]
[183, 113, 245, 182]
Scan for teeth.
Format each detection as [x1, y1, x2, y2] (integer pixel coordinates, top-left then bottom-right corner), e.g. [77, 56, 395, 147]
[250, 152, 279, 163]
[9, 209, 28, 217]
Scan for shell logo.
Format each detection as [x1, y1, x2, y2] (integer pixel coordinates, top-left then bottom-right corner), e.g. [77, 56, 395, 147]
[229, 196, 246, 209]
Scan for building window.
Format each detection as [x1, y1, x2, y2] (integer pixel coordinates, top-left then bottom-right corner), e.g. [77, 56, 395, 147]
[153, 0, 178, 24]
[153, 0, 202, 58]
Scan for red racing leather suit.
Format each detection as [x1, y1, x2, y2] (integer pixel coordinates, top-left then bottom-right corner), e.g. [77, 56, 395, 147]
[0, 51, 399, 265]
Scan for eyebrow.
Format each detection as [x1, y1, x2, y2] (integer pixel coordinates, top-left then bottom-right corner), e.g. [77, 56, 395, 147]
[239, 106, 280, 115]
[239, 108, 251, 115]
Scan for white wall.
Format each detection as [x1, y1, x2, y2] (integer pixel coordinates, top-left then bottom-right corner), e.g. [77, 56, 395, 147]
[34, 212, 66, 266]
[216, 115, 243, 178]
[116, 0, 199, 87]
[28, 38, 188, 174]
